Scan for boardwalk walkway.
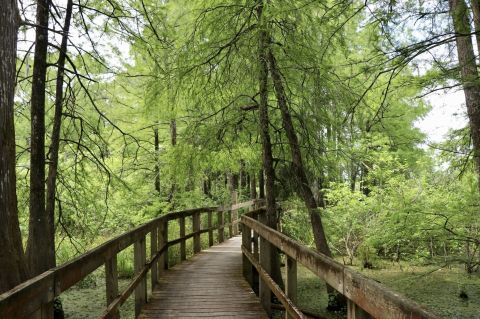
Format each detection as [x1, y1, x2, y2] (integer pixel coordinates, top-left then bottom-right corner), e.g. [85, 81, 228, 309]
[139, 236, 268, 319]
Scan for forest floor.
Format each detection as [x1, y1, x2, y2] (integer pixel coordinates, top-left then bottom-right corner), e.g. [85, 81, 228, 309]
[59, 260, 480, 319]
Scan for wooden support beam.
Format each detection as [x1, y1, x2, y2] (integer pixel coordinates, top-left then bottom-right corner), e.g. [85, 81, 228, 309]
[159, 219, 168, 272]
[208, 211, 214, 246]
[105, 255, 119, 319]
[258, 214, 272, 316]
[134, 237, 147, 317]
[150, 228, 158, 288]
[179, 216, 186, 261]
[228, 211, 233, 238]
[347, 300, 373, 319]
[193, 212, 201, 253]
[286, 256, 297, 319]
[242, 223, 253, 288]
[217, 210, 224, 243]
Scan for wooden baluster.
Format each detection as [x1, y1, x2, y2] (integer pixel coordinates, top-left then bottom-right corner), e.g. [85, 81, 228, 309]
[208, 211, 214, 246]
[228, 210, 233, 238]
[105, 255, 120, 319]
[134, 237, 147, 317]
[241, 223, 253, 288]
[159, 219, 168, 274]
[347, 300, 372, 319]
[258, 215, 272, 316]
[217, 210, 224, 243]
[179, 216, 186, 261]
[193, 211, 201, 253]
[151, 228, 158, 289]
[285, 256, 297, 319]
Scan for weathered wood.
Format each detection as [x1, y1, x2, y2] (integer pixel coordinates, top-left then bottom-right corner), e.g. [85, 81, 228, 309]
[243, 248, 304, 319]
[193, 212, 201, 253]
[151, 228, 158, 288]
[207, 211, 214, 246]
[179, 217, 186, 261]
[258, 212, 272, 316]
[241, 214, 443, 319]
[159, 219, 168, 273]
[347, 300, 372, 319]
[228, 211, 233, 238]
[242, 223, 253, 287]
[105, 255, 119, 319]
[217, 210, 224, 243]
[286, 256, 297, 319]
[139, 237, 268, 319]
[134, 237, 147, 317]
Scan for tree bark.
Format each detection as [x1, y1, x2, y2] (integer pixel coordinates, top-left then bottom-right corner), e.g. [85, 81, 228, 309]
[449, 0, 480, 188]
[26, 0, 52, 277]
[45, 0, 73, 269]
[0, 0, 29, 294]
[258, 169, 265, 199]
[469, 0, 480, 59]
[267, 49, 332, 258]
[250, 173, 257, 199]
[267, 48, 345, 309]
[154, 125, 160, 193]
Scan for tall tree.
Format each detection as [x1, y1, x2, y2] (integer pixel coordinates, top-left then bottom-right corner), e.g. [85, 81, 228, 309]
[449, 0, 480, 190]
[0, 0, 29, 294]
[26, 0, 53, 276]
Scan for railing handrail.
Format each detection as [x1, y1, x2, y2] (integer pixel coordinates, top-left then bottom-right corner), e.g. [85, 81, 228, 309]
[240, 209, 445, 319]
[0, 200, 258, 319]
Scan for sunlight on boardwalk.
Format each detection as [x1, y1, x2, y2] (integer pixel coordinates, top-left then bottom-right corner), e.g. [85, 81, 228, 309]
[138, 236, 268, 319]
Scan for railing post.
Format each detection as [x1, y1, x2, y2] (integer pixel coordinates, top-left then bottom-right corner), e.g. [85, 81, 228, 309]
[159, 219, 168, 273]
[151, 227, 158, 288]
[208, 210, 214, 246]
[193, 211, 201, 253]
[241, 222, 253, 288]
[258, 215, 272, 316]
[217, 210, 224, 243]
[179, 216, 186, 261]
[347, 300, 373, 319]
[134, 236, 147, 317]
[105, 255, 120, 319]
[228, 210, 233, 238]
[285, 256, 297, 319]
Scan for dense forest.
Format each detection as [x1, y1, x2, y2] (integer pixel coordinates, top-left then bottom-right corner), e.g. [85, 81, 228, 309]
[1, 0, 480, 318]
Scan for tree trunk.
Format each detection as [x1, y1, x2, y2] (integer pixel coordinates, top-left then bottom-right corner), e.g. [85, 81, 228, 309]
[267, 49, 332, 258]
[0, 0, 29, 294]
[168, 119, 177, 203]
[257, 2, 284, 292]
[469, 0, 480, 59]
[258, 169, 265, 199]
[449, 0, 480, 188]
[27, 0, 52, 277]
[250, 173, 257, 199]
[45, 0, 73, 267]
[267, 48, 345, 309]
[154, 125, 160, 194]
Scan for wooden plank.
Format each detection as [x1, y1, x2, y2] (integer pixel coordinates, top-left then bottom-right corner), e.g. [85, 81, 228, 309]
[208, 211, 214, 246]
[159, 219, 168, 273]
[134, 237, 147, 317]
[105, 255, 119, 319]
[193, 212, 201, 253]
[217, 210, 224, 243]
[179, 217, 186, 261]
[241, 223, 253, 288]
[139, 237, 268, 319]
[151, 228, 158, 288]
[286, 256, 297, 319]
[347, 299, 372, 319]
[242, 248, 304, 319]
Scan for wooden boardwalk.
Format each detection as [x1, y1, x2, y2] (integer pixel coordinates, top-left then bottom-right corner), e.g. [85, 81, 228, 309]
[139, 236, 268, 319]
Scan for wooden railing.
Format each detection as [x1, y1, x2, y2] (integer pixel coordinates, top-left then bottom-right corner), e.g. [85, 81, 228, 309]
[0, 200, 257, 319]
[240, 209, 445, 319]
